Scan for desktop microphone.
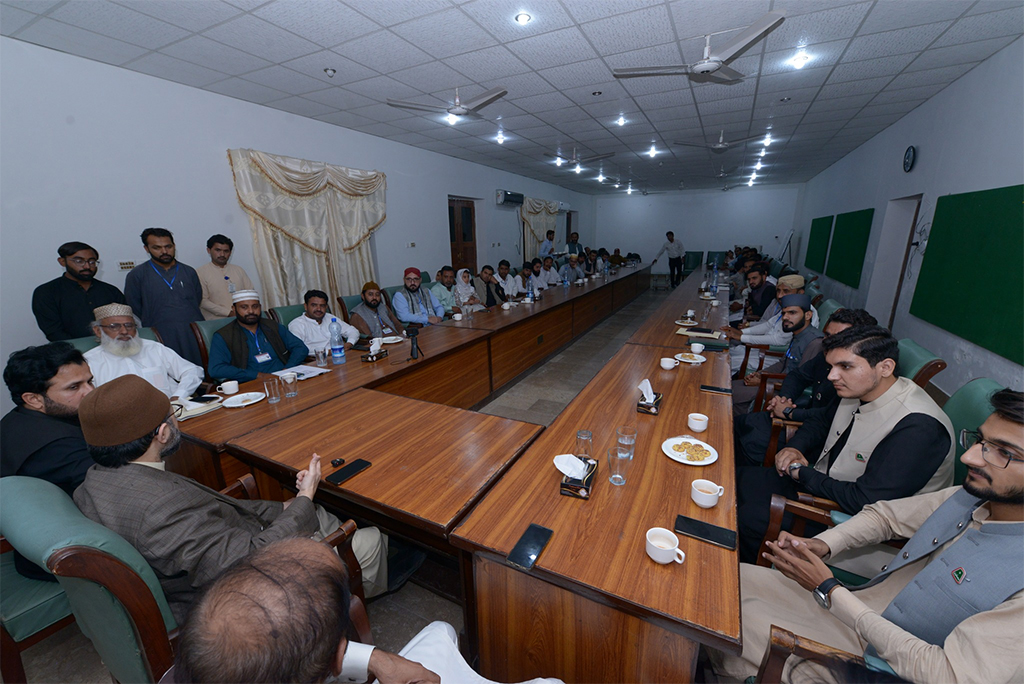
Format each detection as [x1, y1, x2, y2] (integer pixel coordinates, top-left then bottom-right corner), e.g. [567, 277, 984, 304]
[407, 326, 420, 359]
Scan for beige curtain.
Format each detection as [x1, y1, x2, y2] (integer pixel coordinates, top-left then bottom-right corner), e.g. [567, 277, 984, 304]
[227, 148, 386, 309]
[520, 197, 559, 262]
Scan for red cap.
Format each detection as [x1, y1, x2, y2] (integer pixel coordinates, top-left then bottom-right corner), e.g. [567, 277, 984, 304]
[404, 267, 420, 279]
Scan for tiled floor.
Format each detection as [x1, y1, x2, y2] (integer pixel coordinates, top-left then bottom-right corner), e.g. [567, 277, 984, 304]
[17, 288, 669, 682]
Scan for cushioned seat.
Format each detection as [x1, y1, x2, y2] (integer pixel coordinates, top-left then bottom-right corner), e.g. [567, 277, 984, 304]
[338, 294, 363, 323]
[896, 338, 947, 387]
[268, 304, 305, 326]
[768, 260, 785, 279]
[189, 316, 233, 375]
[382, 285, 404, 311]
[65, 327, 163, 353]
[815, 298, 843, 324]
[706, 250, 728, 267]
[0, 553, 71, 642]
[420, 269, 432, 284]
[683, 251, 704, 276]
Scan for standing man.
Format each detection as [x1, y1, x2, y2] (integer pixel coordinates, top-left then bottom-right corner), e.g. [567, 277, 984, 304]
[288, 289, 358, 355]
[565, 232, 584, 256]
[652, 231, 685, 288]
[207, 291, 307, 382]
[392, 268, 444, 327]
[125, 228, 204, 366]
[32, 241, 126, 341]
[539, 230, 556, 258]
[197, 234, 254, 320]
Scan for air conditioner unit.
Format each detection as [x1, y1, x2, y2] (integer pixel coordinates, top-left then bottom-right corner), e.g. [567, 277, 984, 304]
[496, 189, 524, 206]
[558, 201, 571, 212]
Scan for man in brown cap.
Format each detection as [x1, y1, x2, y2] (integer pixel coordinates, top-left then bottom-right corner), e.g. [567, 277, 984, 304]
[73, 376, 387, 622]
[349, 281, 401, 339]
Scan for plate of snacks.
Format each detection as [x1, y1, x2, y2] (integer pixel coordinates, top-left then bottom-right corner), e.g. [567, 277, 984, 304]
[661, 436, 718, 466]
[674, 352, 707, 364]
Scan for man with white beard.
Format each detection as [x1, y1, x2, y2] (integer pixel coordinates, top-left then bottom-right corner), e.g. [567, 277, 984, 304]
[83, 303, 203, 400]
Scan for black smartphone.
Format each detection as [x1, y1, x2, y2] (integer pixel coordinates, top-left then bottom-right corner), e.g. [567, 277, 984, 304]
[689, 327, 714, 334]
[700, 384, 732, 396]
[326, 459, 371, 486]
[506, 524, 553, 571]
[674, 514, 737, 550]
[190, 394, 221, 404]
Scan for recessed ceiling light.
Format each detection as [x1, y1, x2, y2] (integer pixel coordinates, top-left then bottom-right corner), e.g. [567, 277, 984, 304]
[763, 133, 772, 147]
[515, 12, 532, 25]
[446, 113, 459, 125]
[747, 179, 754, 186]
[615, 115, 626, 126]
[779, 97, 791, 102]
[787, 50, 812, 70]
[755, 160, 762, 170]
[648, 144, 657, 158]
[323, 68, 336, 78]
[592, 91, 602, 96]
[750, 172, 757, 180]
[555, 156, 564, 167]
[597, 173, 605, 182]
[627, 183, 633, 195]
[496, 130, 505, 144]
[759, 149, 766, 157]
[614, 182, 620, 188]
[574, 163, 582, 174]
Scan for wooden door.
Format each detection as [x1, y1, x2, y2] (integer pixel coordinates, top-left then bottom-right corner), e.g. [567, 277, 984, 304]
[449, 199, 477, 273]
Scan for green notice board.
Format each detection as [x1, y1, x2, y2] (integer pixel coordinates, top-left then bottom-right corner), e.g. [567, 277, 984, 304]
[804, 215, 834, 272]
[910, 184, 1024, 365]
[825, 208, 875, 288]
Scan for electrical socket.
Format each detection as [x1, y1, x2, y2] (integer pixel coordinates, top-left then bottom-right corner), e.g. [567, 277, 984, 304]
[119, 261, 135, 271]
[408, 242, 416, 248]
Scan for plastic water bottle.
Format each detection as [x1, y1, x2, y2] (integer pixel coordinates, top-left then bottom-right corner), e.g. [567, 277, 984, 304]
[711, 263, 719, 296]
[563, 273, 570, 290]
[328, 317, 346, 365]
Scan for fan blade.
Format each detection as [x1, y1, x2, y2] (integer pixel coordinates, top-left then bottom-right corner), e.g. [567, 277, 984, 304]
[462, 86, 508, 112]
[709, 12, 785, 64]
[612, 65, 692, 79]
[580, 152, 615, 163]
[672, 141, 711, 149]
[706, 65, 745, 82]
[728, 133, 769, 144]
[386, 98, 448, 114]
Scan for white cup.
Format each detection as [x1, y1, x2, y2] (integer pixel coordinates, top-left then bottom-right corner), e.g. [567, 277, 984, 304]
[501, 302, 511, 310]
[690, 343, 705, 354]
[691, 479, 725, 508]
[686, 309, 696, 318]
[452, 313, 463, 321]
[687, 412, 709, 432]
[711, 300, 721, 307]
[216, 380, 239, 395]
[660, 357, 680, 370]
[645, 528, 685, 565]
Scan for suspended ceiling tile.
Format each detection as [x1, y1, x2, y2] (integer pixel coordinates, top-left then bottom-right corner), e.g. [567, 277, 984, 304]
[827, 52, 916, 82]
[354, 121, 409, 137]
[331, 30, 433, 73]
[204, 76, 289, 104]
[885, 61, 976, 88]
[48, 0, 189, 49]
[442, 45, 531, 82]
[932, 5, 1024, 46]
[761, 38, 848, 75]
[390, 60, 471, 93]
[204, 14, 321, 63]
[965, 1, 1023, 15]
[559, 0, 665, 24]
[241, 64, 328, 95]
[302, 85, 377, 110]
[4, 0, 62, 13]
[459, 0, 575, 42]
[667, 0, 772, 42]
[265, 95, 338, 117]
[505, 26, 599, 70]
[162, 35, 272, 74]
[126, 51, 227, 87]
[756, 65, 831, 92]
[764, 2, 872, 52]
[906, 35, 1016, 71]
[817, 75, 892, 99]
[843, 22, 953, 62]
[619, 75, 692, 97]
[348, 102, 418, 124]
[698, 94, 755, 115]
[692, 78, 757, 102]
[344, 0, 452, 28]
[490, 70, 558, 99]
[561, 81, 631, 106]
[859, 99, 926, 117]
[282, 50, 378, 86]
[754, 84, 819, 106]
[579, 5, 675, 56]
[252, 1, 380, 48]
[0, 3, 36, 33]
[113, 0, 243, 33]
[391, 8, 498, 60]
[858, 0, 972, 35]
[312, 110, 375, 128]
[221, 0, 271, 11]
[343, 74, 425, 101]
[870, 82, 944, 104]
[538, 58, 615, 90]
[510, 90, 575, 113]
[15, 17, 148, 64]
[634, 89, 697, 110]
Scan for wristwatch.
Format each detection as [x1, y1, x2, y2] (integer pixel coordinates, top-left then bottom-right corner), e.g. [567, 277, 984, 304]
[783, 405, 795, 419]
[813, 577, 844, 609]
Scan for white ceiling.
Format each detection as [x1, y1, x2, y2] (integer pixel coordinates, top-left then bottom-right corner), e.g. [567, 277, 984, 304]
[2, 0, 1021, 194]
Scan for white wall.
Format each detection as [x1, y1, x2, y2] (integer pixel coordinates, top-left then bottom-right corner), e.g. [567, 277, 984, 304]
[0, 37, 595, 410]
[594, 184, 804, 269]
[793, 38, 1024, 395]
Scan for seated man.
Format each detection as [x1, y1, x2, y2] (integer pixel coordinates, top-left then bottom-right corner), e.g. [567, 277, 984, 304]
[84, 303, 203, 400]
[1, 342, 95, 579]
[608, 248, 626, 267]
[514, 262, 535, 296]
[539, 229, 555, 258]
[728, 256, 756, 300]
[349, 281, 401, 338]
[474, 264, 506, 308]
[582, 250, 603, 276]
[723, 274, 819, 373]
[392, 268, 444, 327]
[429, 266, 458, 315]
[207, 290, 308, 382]
[288, 289, 358, 355]
[74, 376, 387, 623]
[496, 260, 519, 299]
[731, 294, 824, 416]
[741, 263, 777, 322]
[735, 326, 955, 563]
[559, 253, 586, 282]
[713, 388, 1023, 684]
[734, 309, 877, 466]
[529, 259, 548, 290]
[539, 256, 561, 287]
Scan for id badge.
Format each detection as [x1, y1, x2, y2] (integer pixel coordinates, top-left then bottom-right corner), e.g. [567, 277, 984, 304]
[255, 352, 272, 363]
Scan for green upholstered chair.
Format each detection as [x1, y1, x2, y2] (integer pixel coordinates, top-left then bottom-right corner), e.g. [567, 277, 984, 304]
[65, 327, 163, 354]
[768, 260, 785, 279]
[382, 285, 404, 311]
[815, 298, 843, 324]
[941, 378, 1005, 486]
[337, 295, 363, 324]
[706, 251, 728, 267]
[420, 269, 432, 284]
[897, 338, 947, 388]
[805, 285, 824, 308]
[780, 265, 798, 277]
[1, 477, 177, 684]
[189, 316, 233, 374]
[683, 251, 704, 276]
[268, 303, 305, 327]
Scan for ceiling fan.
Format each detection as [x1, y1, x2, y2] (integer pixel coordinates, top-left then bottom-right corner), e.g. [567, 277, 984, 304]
[674, 130, 765, 152]
[684, 164, 736, 179]
[544, 147, 614, 167]
[611, 12, 784, 83]
[386, 86, 507, 121]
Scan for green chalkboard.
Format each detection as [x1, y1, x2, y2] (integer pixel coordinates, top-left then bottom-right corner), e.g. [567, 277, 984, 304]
[909, 185, 1024, 365]
[804, 215, 834, 272]
[825, 208, 875, 288]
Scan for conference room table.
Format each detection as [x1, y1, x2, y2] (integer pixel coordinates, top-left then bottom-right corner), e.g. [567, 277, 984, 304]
[628, 272, 731, 351]
[452, 269, 739, 683]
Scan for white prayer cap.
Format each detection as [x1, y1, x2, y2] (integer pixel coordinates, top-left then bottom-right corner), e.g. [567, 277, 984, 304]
[231, 289, 260, 304]
[93, 303, 134, 320]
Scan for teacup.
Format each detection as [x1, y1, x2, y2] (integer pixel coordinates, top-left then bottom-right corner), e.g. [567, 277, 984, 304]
[452, 313, 463, 321]
[216, 380, 239, 395]
[711, 300, 721, 307]
[690, 343, 705, 354]
[691, 479, 725, 508]
[687, 412, 709, 432]
[646, 528, 685, 564]
[686, 309, 696, 318]
[501, 302, 511, 310]
[660, 357, 680, 370]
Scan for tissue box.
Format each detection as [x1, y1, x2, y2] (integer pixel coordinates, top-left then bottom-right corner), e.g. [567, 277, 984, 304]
[360, 349, 389, 363]
[560, 457, 598, 499]
[637, 392, 663, 415]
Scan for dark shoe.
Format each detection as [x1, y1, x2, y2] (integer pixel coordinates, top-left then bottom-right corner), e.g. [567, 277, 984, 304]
[386, 539, 427, 593]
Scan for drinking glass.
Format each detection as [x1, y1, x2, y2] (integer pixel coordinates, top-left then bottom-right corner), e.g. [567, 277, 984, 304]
[576, 430, 593, 460]
[281, 372, 299, 398]
[616, 426, 637, 458]
[607, 447, 633, 486]
[314, 348, 328, 367]
[264, 379, 282, 404]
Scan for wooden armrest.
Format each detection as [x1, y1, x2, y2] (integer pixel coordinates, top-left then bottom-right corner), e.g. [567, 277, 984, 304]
[795, 493, 843, 512]
[219, 473, 258, 500]
[756, 625, 868, 683]
[1, 535, 12, 554]
[754, 373, 789, 413]
[319, 519, 368, 638]
[757, 495, 838, 565]
[763, 418, 804, 467]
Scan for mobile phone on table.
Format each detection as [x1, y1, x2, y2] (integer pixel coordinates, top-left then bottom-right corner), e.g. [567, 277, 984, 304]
[506, 524, 553, 571]
[326, 459, 371, 485]
[189, 394, 220, 404]
[674, 514, 737, 550]
[700, 384, 732, 396]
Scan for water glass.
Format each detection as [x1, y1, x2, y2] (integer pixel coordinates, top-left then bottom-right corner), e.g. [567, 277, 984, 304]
[616, 426, 637, 458]
[607, 447, 633, 486]
[280, 372, 299, 398]
[576, 430, 593, 460]
[314, 348, 328, 367]
[264, 379, 281, 404]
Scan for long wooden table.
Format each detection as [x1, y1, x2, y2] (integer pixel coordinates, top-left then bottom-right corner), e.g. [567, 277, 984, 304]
[628, 274, 730, 351]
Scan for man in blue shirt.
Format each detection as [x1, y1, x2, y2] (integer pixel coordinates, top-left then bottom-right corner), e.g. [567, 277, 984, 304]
[207, 290, 307, 382]
[539, 229, 555, 257]
[392, 268, 444, 326]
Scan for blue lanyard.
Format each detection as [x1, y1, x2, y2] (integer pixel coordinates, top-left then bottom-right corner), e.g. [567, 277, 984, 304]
[247, 329, 263, 354]
[149, 261, 179, 289]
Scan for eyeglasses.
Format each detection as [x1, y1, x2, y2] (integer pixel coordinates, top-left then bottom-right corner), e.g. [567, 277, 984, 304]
[98, 322, 137, 331]
[959, 429, 1024, 469]
[69, 258, 99, 267]
[172, 405, 184, 419]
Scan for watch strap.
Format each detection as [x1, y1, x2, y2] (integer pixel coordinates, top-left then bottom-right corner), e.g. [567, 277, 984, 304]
[815, 577, 843, 608]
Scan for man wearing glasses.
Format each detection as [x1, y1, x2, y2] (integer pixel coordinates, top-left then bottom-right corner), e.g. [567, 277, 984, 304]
[83, 304, 202, 401]
[32, 241, 126, 341]
[712, 388, 1023, 683]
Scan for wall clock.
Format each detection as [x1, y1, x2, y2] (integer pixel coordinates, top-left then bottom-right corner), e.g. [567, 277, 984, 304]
[903, 146, 916, 173]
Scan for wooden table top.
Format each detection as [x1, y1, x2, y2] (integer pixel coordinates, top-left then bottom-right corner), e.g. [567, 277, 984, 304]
[451, 341, 741, 651]
[181, 325, 490, 449]
[627, 271, 731, 350]
[226, 389, 543, 539]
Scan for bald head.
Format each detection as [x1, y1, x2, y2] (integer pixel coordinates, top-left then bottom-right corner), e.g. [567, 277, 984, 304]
[176, 539, 351, 683]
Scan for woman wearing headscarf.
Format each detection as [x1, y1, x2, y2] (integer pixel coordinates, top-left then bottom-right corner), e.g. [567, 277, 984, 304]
[454, 268, 485, 312]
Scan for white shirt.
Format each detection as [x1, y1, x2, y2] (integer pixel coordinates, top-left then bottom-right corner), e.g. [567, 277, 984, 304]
[654, 240, 685, 260]
[287, 314, 358, 353]
[84, 338, 203, 399]
[499, 274, 519, 297]
[540, 266, 561, 286]
[338, 641, 375, 683]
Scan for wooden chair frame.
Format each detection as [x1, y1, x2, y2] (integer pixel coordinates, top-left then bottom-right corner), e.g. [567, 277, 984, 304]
[753, 373, 787, 413]
[737, 344, 785, 380]
[909, 358, 947, 388]
[755, 625, 870, 683]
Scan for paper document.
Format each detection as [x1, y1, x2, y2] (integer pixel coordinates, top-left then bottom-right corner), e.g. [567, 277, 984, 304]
[273, 365, 331, 380]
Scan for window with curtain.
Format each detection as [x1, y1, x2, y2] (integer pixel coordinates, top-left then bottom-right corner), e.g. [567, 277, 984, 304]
[520, 197, 559, 262]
